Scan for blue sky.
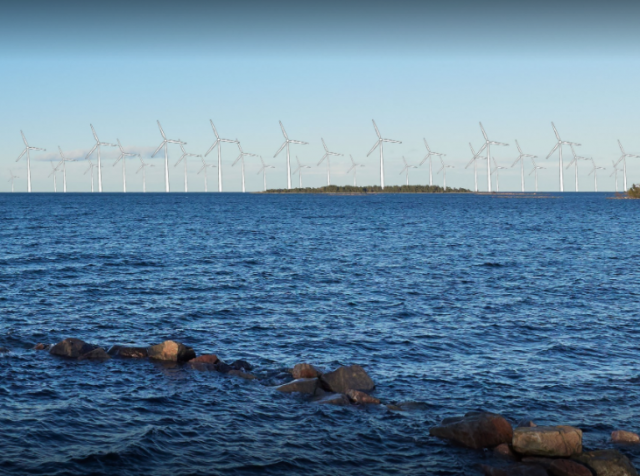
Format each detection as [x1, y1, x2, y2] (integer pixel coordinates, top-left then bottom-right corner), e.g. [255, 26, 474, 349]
[2, 0, 640, 192]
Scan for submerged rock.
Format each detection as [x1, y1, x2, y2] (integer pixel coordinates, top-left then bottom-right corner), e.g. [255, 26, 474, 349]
[230, 360, 253, 372]
[513, 426, 582, 457]
[276, 378, 319, 395]
[549, 459, 592, 476]
[316, 393, 350, 406]
[228, 369, 256, 380]
[78, 348, 111, 361]
[292, 363, 321, 379]
[215, 362, 233, 373]
[573, 449, 639, 476]
[320, 365, 374, 394]
[429, 411, 513, 449]
[33, 343, 51, 351]
[107, 345, 149, 358]
[346, 389, 380, 405]
[49, 338, 98, 359]
[189, 354, 219, 365]
[480, 464, 548, 476]
[147, 341, 196, 363]
[611, 430, 640, 444]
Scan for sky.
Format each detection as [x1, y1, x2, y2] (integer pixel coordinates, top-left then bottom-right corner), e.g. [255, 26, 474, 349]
[2, 0, 640, 193]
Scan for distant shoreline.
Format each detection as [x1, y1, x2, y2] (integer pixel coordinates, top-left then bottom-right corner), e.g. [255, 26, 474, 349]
[260, 185, 471, 194]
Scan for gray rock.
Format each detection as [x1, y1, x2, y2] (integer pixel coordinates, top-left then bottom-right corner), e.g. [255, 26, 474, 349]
[320, 365, 374, 394]
[573, 449, 638, 476]
[50, 338, 98, 359]
[276, 378, 319, 395]
[78, 348, 111, 361]
[513, 426, 582, 457]
[292, 363, 321, 379]
[107, 345, 149, 358]
[147, 340, 196, 363]
[316, 393, 351, 406]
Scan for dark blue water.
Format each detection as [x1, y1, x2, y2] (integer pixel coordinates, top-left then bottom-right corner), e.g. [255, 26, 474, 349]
[1, 192, 639, 475]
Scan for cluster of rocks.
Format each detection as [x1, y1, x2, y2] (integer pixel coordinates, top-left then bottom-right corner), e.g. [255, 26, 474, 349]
[429, 411, 639, 475]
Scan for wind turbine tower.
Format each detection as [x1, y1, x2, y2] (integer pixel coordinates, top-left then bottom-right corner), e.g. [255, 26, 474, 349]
[616, 140, 640, 191]
[293, 156, 311, 188]
[566, 143, 590, 192]
[175, 142, 201, 192]
[152, 121, 185, 192]
[474, 123, 508, 193]
[86, 125, 116, 193]
[512, 140, 537, 192]
[317, 138, 343, 186]
[8, 171, 18, 193]
[347, 155, 365, 186]
[466, 143, 480, 192]
[610, 159, 621, 192]
[529, 158, 545, 192]
[48, 161, 60, 192]
[420, 139, 445, 186]
[367, 120, 401, 190]
[546, 123, 580, 192]
[233, 140, 259, 192]
[257, 156, 276, 191]
[197, 157, 216, 192]
[56, 146, 72, 193]
[274, 121, 308, 190]
[114, 139, 139, 193]
[205, 121, 237, 192]
[136, 157, 154, 193]
[491, 157, 508, 192]
[400, 157, 417, 186]
[84, 159, 96, 192]
[437, 157, 454, 191]
[588, 159, 605, 192]
[15, 131, 46, 193]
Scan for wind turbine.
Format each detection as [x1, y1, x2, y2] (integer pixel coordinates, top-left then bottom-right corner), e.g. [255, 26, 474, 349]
[15, 131, 46, 193]
[367, 120, 401, 190]
[491, 157, 508, 192]
[233, 140, 258, 193]
[615, 140, 640, 191]
[317, 138, 343, 186]
[466, 143, 480, 192]
[48, 161, 60, 192]
[400, 157, 417, 186]
[347, 155, 365, 186]
[174, 142, 201, 193]
[152, 121, 185, 192]
[529, 158, 545, 192]
[85, 125, 116, 193]
[205, 121, 237, 192]
[473, 123, 508, 193]
[274, 121, 308, 190]
[257, 156, 276, 192]
[546, 123, 580, 192]
[437, 157, 454, 191]
[566, 143, 590, 192]
[56, 146, 73, 193]
[512, 140, 537, 192]
[113, 139, 139, 193]
[136, 157, 154, 193]
[420, 139, 445, 186]
[293, 156, 311, 188]
[84, 159, 96, 192]
[8, 171, 18, 193]
[588, 159, 605, 192]
[197, 157, 216, 192]
[610, 159, 621, 192]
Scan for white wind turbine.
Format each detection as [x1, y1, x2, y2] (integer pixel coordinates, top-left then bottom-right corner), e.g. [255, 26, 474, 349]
[84, 159, 96, 192]
[473, 123, 508, 193]
[293, 156, 311, 188]
[85, 125, 116, 193]
[400, 157, 417, 186]
[113, 139, 139, 193]
[588, 159, 605, 192]
[233, 140, 258, 193]
[197, 157, 216, 192]
[317, 138, 343, 186]
[529, 158, 545, 192]
[420, 139, 445, 186]
[615, 140, 640, 191]
[546, 123, 580, 192]
[566, 143, 590, 192]
[152, 121, 185, 192]
[512, 140, 537, 192]
[48, 161, 61, 192]
[367, 120, 401, 190]
[136, 157, 154, 193]
[56, 146, 73, 193]
[466, 143, 480, 192]
[8, 170, 18, 193]
[15, 131, 46, 193]
[205, 121, 237, 192]
[437, 157, 454, 190]
[175, 142, 201, 193]
[610, 159, 621, 192]
[347, 155, 365, 186]
[274, 121, 308, 190]
[491, 157, 508, 192]
[257, 156, 276, 191]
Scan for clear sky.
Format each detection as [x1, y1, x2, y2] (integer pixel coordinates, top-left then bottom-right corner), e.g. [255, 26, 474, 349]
[2, 0, 640, 192]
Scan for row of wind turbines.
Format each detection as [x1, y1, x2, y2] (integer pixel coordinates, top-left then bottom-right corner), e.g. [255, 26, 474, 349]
[9, 120, 637, 193]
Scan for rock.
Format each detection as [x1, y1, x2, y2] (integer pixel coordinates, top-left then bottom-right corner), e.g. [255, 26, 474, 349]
[522, 457, 556, 470]
[228, 369, 256, 380]
[513, 426, 582, 457]
[480, 464, 548, 476]
[573, 449, 639, 476]
[386, 404, 405, 412]
[346, 389, 380, 405]
[107, 345, 149, 358]
[189, 354, 219, 365]
[215, 362, 233, 373]
[316, 393, 351, 406]
[78, 348, 111, 361]
[49, 338, 98, 359]
[493, 443, 517, 460]
[147, 341, 195, 363]
[292, 363, 321, 379]
[518, 419, 538, 428]
[320, 365, 374, 394]
[429, 412, 513, 449]
[276, 378, 319, 395]
[611, 430, 640, 444]
[549, 459, 592, 476]
[230, 360, 253, 371]
[33, 343, 51, 351]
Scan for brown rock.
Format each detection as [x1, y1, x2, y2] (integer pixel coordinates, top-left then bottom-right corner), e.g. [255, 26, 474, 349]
[549, 459, 592, 476]
[189, 354, 219, 365]
[346, 389, 380, 405]
[107, 345, 149, 358]
[215, 361, 232, 373]
[522, 457, 556, 470]
[320, 365, 374, 394]
[494, 443, 517, 460]
[49, 338, 98, 359]
[147, 340, 196, 363]
[276, 378, 319, 395]
[513, 426, 582, 457]
[228, 369, 256, 380]
[518, 419, 538, 428]
[480, 464, 548, 476]
[611, 430, 640, 444]
[78, 348, 111, 361]
[33, 343, 51, 351]
[429, 411, 513, 449]
[573, 449, 638, 476]
[230, 360, 253, 371]
[316, 393, 351, 406]
[292, 363, 321, 379]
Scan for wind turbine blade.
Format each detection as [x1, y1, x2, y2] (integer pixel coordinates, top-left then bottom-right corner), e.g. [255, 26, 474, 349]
[475, 143, 487, 158]
[20, 130, 29, 146]
[157, 121, 166, 139]
[545, 143, 559, 160]
[317, 154, 327, 166]
[232, 154, 241, 166]
[516, 140, 523, 155]
[618, 139, 625, 154]
[210, 120, 220, 139]
[90, 124, 99, 142]
[279, 121, 288, 139]
[423, 138, 431, 152]
[551, 122, 561, 141]
[16, 149, 26, 162]
[321, 138, 328, 152]
[367, 140, 381, 157]
[511, 156, 522, 167]
[274, 141, 286, 158]
[85, 143, 98, 159]
[290, 140, 308, 145]
[372, 120, 381, 139]
[383, 139, 402, 144]
[152, 141, 165, 158]
[204, 139, 219, 157]
[479, 122, 488, 141]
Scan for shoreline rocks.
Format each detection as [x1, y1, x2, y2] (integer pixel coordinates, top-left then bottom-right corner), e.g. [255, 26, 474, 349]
[49, 338, 99, 359]
[276, 378, 319, 395]
[612, 430, 640, 444]
[107, 345, 149, 358]
[429, 412, 513, 449]
[78, 348, 111, 361]
[320, 365, 374, 394]
[147, 340, 196, 363]
[512, 426, 582, 457]
[346, 389, 380, 405]
[292, 363, 321, 379]
[189, 354, 219, 365]
[573, 449, 639, 476]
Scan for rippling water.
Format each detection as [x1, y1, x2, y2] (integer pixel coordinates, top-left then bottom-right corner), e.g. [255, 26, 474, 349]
[1, 192, 639, 475]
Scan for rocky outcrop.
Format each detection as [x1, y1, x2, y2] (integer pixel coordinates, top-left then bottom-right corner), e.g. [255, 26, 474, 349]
[107, 345, 149, 358]
[49, 338, 98, 359]
[493, 443, 517, 460]
[479, 464, 548, 476]
[276, 378, 319, 395]
[292, 363, 321, 379]
[231, 360, 253, 372]
[429, 412, 513, 449]
[573, 449, 639, 476]
[521, 457, 555, 470]
[549, 459, 592, 476]
[189, 354, 219, 365]
[33, 343, 51, 351]
[316, 393, 351, 406]
[611, 430, 640, 444]
[147, 341, 196, 363]
[78, 348, 111, 361]
[320, 365, 374, 394]
[215, 362, 233, 373]
[512, 426, 582, 457]
[346, 389, 380, 405]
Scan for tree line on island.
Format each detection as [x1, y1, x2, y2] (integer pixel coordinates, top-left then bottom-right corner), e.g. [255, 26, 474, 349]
[261, 184, 472, 194]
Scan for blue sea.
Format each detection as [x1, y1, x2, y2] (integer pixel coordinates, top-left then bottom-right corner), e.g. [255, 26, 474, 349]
[0, 192, 639, 475]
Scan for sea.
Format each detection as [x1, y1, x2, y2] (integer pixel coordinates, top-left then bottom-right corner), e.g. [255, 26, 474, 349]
[0, 192, 638, 475]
